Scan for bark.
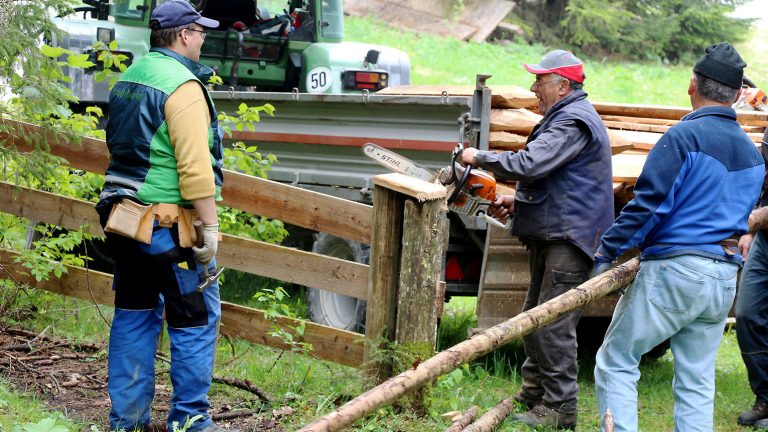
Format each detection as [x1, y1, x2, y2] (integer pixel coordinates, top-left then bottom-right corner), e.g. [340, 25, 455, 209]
[444, 405, 478, 432]
[463, 399, 515, 432]
[298, 258, 640, 432]
[211, 375, 270, 403]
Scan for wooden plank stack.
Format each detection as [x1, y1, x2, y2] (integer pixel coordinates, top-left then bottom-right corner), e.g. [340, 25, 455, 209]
[380, 85, 768, 188]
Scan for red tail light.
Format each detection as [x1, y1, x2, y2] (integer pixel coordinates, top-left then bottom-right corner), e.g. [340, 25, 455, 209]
[342, 70, 389, 91]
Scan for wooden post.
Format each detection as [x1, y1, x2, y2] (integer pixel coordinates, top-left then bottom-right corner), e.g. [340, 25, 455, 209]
[364, 185, 404, 383]
[364, 173, 448, 388]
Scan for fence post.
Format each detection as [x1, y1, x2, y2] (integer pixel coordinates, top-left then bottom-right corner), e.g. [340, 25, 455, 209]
[364, 173, 448, 399]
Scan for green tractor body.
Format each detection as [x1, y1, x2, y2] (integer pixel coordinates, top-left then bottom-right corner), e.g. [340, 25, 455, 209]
[54, 0, 411, 106]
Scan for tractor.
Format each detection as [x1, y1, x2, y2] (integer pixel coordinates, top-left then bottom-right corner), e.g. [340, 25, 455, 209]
[53, 0, 411, 111]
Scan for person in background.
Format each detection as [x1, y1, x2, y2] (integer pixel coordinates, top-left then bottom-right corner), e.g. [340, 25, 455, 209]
[735, 128, 768, 429]
[461, 49, 614, 430]
[592, 42, 764, 432]
[94, 1, 228, 431]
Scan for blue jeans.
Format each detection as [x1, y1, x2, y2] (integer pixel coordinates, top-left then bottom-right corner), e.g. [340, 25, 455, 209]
[736, 231, 768, 404]
[594, 255, 738, 432]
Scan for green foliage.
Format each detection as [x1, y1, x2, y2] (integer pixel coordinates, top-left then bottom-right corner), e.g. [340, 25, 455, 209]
[92, 40, 130, 88]
[17, 417, 70, 432]
[0, 0, 78, 123]
[16, 224, 95, 281]
[256, 287, 313, 355]
[515, 0, 754, 62]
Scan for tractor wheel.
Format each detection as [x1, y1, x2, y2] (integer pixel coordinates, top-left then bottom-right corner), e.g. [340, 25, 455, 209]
[307, 233, 368, 333]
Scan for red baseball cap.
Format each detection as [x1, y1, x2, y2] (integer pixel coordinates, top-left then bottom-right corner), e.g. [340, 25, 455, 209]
[524, 50, 585, 83]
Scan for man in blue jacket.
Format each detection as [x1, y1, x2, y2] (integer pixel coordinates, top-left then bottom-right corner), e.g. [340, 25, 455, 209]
[461, 50, 614, 430]
[593, 43, 764, 432]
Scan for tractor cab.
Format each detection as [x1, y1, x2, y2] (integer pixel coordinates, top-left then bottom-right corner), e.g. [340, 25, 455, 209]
[53, 0, 410, 105]
[194, 0, 347, 90]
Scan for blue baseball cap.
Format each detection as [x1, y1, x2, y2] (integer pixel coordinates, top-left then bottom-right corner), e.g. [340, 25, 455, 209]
[149, 0, 219, 30]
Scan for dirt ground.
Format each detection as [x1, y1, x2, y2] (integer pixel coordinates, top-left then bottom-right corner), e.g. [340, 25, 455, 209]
[0, 326, 287, 431]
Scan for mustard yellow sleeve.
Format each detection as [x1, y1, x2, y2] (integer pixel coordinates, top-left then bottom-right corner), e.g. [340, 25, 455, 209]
[165, 80, 216, 201]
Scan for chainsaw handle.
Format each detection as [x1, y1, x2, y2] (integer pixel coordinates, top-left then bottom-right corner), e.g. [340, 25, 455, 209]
[448, 148, 473, 204]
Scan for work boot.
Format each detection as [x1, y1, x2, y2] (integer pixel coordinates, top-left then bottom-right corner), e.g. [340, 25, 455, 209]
[738, 400, 768, 426]
[513, 390, 541, 410]
[513, 404, 577, 430]
[756, 418, 768, 430]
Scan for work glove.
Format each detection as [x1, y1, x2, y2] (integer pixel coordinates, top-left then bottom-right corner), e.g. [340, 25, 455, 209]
[591, 254, 613, 279]
[192, 223, 219, 266]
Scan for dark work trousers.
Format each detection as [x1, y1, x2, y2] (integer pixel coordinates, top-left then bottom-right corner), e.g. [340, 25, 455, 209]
[737, 230, 768, 404]
[104, 223, 221, 432]
[519, 240, 591, 413]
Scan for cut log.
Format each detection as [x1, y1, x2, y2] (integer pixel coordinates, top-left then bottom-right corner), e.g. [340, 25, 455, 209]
[601, 115, 678, 126]
[444, 406, 479, 432]
[372, 173, 446, 201]
[490, 108, 542, 134]
[606, 130, 633, 155]
[489, 131, 527, 151]
[463, 398, 515, 432]
[297, 259, 641, 431]
[593, 102, 768, 127]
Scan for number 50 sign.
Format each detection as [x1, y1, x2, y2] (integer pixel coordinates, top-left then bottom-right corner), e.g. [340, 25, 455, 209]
[306, 67, 333, 93]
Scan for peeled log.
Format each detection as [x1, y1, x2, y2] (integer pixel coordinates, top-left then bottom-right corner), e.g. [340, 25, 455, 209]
[444, 406, 479, 432]
[462, 398, 515, 432]
[298, 259, 641, 432]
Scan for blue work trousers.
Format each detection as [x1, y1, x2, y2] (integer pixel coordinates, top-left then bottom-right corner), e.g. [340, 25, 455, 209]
[106, 225, 221, 432]
[736, 231, 768, 404]
[595, 255, 737, 432]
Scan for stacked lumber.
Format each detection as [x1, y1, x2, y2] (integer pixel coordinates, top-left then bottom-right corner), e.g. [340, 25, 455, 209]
[380, 85, 768, 188]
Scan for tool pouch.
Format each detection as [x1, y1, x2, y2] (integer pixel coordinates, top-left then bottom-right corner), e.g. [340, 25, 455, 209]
[104, 198, 154, 244]
[152, 203, 200, 248]
[177, 207, 200, 248]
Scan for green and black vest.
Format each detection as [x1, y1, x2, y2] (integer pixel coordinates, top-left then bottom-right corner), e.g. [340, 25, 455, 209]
[99, 48, 223, 211]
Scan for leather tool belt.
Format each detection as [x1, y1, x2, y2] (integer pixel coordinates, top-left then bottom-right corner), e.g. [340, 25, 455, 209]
[104, 199, 199, 247]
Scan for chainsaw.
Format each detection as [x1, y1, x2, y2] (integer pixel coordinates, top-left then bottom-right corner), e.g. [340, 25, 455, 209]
[362, 142, 511, 229]
[734, 77, 768, 112]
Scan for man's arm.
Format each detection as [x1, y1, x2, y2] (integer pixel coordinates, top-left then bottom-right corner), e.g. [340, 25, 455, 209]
[166, 81, 218, 262]
[597, 130, 688, 260]
[461, 121, 590, 181]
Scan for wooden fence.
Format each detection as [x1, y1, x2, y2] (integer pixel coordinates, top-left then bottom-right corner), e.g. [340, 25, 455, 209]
[0, 119, 448, 372]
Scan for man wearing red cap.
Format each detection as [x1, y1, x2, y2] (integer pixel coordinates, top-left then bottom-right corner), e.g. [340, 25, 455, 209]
[461, 50, 614, 430]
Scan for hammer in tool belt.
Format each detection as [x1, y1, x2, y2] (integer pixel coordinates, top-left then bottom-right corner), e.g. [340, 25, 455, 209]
[193, 220, 225, 292]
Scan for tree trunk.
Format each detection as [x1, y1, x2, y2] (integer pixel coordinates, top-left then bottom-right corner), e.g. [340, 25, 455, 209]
[297, 258, 640, 432]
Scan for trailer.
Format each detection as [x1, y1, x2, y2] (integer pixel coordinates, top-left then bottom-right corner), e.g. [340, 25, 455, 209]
[209, 82, 619, 335]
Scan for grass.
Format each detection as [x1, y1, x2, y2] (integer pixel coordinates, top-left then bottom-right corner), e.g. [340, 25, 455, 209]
[0, 378, 79, 432]
[3, 290, 754, 431]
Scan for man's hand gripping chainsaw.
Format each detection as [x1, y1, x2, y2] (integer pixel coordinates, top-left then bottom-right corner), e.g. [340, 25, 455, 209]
[362, 142, 511, 229]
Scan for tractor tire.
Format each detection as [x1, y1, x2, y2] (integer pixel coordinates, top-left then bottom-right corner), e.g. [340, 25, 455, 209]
[307, 233, 368, 334]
